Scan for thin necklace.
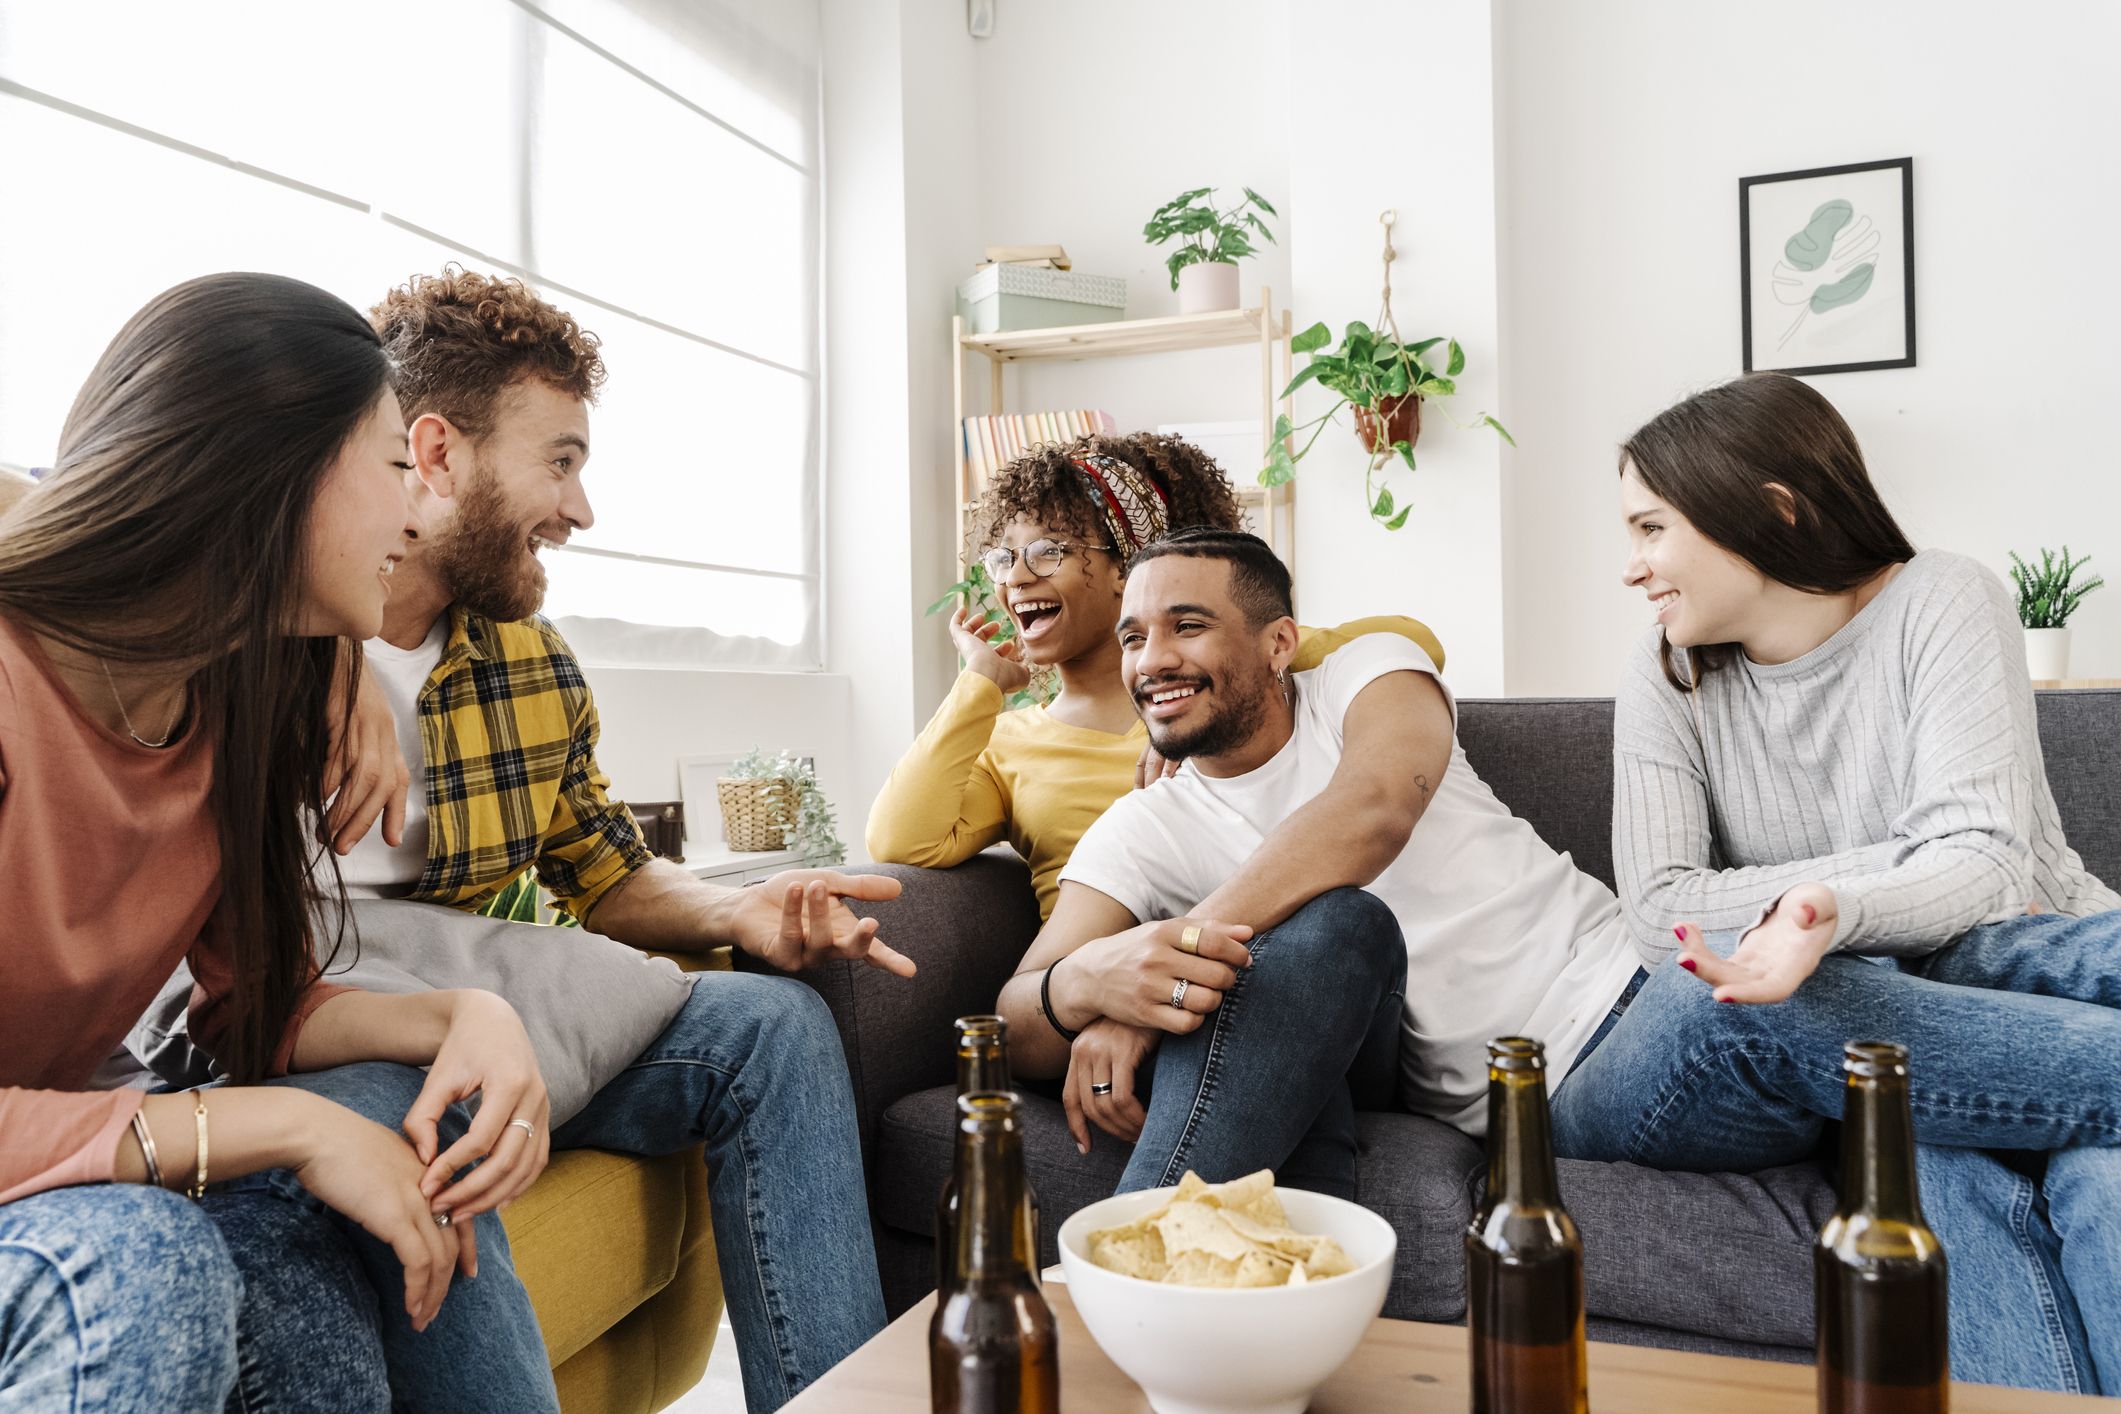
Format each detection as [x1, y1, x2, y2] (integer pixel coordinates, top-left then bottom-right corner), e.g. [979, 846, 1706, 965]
[98, 658, 183, 748]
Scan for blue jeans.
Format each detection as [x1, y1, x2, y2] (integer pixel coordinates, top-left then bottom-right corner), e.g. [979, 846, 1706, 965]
[262, 1062, 560, 1412]
[1116, 888, 1409, 1198]
[0, 1063, 556, 1413]
[0, 1184, 240, 1412]
[551, 973, 887, 1414]
[1552, 912, 2121, 1395]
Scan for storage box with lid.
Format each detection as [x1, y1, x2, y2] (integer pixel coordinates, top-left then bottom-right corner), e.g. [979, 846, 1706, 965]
[955, 265, 1127, 334]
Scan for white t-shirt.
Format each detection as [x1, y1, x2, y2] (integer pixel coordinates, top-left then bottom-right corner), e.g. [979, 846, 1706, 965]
[333, 619, 448, 898]
[1059, 633, 1640, 1135]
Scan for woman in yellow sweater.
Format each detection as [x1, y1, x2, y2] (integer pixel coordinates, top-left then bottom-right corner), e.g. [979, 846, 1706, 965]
[866, 432, 1441, 918]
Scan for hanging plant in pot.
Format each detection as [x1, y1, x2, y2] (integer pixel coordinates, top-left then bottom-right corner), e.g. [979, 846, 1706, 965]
[2009, 546, 2105, 681]
[1258, 211, 1512, 528]
[1259, 319, 1513, 528]
[1142, 186, 1277, 314]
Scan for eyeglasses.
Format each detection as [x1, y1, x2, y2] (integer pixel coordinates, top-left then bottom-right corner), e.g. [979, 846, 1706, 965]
[979, 539, 1108, 582]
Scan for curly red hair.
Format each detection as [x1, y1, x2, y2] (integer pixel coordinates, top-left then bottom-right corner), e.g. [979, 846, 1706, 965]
[369, 265, 605, 437]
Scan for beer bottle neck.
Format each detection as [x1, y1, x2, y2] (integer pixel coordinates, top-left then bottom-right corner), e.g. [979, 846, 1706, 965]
[1840, 1073, 1925, 1222]
[956, 1039, 1012, 1096]
[1486, 1069, 1563, 1208]
[953, 1121, 1029, 1282]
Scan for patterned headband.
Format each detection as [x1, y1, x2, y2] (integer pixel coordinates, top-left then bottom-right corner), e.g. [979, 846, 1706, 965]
[1070, 453, 1168, 562]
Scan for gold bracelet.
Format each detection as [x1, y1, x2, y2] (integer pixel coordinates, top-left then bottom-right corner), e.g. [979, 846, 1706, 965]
[186, 1093, 210, 1200]
[130, 1109, 165, 1189]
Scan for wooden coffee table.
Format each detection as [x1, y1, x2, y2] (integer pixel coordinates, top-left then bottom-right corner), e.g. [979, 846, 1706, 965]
[786, 1280, 2119, 1411]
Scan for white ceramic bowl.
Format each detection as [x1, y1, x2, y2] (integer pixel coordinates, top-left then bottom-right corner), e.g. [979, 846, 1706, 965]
[1056, 1184, 1397, 1414]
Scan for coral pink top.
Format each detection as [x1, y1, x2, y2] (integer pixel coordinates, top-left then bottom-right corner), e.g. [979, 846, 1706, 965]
[0, 614, 344, 1203]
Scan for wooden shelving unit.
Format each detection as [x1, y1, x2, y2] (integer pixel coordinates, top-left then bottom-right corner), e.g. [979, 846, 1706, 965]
[951, 286, 1296, 566]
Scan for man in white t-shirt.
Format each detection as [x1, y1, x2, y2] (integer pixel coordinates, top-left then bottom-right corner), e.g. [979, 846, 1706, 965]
[996, 529, 1641, 1196]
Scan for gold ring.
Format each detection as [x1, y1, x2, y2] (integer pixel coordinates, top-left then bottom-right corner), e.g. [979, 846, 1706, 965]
[1178, 924, 1202, 955]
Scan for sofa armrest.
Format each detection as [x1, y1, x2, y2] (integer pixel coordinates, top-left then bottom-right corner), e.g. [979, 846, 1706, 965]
[735, 853, 1041, 1164]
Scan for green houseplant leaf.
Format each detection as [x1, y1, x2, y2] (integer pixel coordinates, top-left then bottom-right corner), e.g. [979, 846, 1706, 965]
[1143, 185, 1280, 291]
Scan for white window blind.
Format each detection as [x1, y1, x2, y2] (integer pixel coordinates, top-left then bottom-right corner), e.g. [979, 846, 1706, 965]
[0, 0, 822, 668]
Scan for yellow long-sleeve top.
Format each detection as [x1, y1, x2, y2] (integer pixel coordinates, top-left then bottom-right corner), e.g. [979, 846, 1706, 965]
[865, 616, 1445, 919]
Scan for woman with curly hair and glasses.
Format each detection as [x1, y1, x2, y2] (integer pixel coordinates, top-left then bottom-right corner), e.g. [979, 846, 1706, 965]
[866, 431, 1441, 921]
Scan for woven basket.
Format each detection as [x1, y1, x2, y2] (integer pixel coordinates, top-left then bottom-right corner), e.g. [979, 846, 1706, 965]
[716, 776, 796, 851]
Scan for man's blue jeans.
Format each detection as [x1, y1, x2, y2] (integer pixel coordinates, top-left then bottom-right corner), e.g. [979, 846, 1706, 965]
[1552, 911, 2121, 1396]
[0, 1063, 558, 1413]
[552, 972, 887, 1414]
[1115, 887, 1408, 1198]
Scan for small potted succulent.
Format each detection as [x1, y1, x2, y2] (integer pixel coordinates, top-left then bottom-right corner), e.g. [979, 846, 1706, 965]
[1142, 186, 1278, 314]
[1259, 320, 1513, 529]
[717, 749, 846, 863]
[2009, 546, 2105, 681]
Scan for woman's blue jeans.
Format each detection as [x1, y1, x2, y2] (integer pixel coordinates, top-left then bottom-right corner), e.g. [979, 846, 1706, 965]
[1114, 887, 1409, 1199]
[0, 1062, 557, 1413]
[1552, 911, 2121, 1395]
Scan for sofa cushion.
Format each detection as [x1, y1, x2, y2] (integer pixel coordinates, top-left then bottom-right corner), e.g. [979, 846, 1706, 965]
[876, 1082, 1831, 1348]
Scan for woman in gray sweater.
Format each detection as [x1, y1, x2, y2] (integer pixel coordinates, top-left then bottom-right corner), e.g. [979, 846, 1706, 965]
[1552, 373, 2121, 1395]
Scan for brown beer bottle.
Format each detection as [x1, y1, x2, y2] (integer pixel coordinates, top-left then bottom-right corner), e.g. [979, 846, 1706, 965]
[1465, 1036, 1587, 1414]
[1815, 1041, 1949, 1414]
[929, 1092, 1060, 1414]
[936, 1017, 1042, 1293]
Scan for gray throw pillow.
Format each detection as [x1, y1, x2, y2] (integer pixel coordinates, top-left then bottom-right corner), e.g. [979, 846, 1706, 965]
[127, 898, 697, 1127]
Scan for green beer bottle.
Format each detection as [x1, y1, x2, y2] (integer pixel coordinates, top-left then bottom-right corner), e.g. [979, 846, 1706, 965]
[936, 1016, 1041, 1294]
[1815, 1040, 1949, 1414]
[929, 1092, 1060, 1414]
[1466, 1036, 1587, 1414]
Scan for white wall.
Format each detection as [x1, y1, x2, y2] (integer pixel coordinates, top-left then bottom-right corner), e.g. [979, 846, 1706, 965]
[1498, 0, 2121, 694]
[957, 0, 1510, 693]
[1287, 0, 1504, 693]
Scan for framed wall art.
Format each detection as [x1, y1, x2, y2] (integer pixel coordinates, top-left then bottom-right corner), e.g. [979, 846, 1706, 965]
[1739, 157, 1915, 376]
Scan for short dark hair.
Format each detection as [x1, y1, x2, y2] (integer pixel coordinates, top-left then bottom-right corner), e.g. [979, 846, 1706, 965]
[1126, 527, 1294, 628]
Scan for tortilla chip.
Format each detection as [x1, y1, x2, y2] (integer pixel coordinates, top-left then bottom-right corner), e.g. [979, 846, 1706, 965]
[1086, 1170, 1351, 1289]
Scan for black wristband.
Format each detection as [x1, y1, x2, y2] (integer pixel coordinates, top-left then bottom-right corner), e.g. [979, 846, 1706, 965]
[1039, 955, 1081, 1043]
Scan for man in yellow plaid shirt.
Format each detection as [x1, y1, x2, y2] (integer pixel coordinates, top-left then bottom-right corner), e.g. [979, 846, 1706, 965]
[332, 269, 903, 1412]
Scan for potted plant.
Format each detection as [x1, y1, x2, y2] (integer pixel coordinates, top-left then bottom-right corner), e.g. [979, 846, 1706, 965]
[2009, 546, 2105, 681]
[1259, 320, 1513, 529]
[717, 749, 846, 864]
[1142, 186, 1277, 314]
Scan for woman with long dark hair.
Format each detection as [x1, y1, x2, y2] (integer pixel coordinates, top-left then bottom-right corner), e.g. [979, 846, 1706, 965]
[1543, 372, 2121, 1393]
[0, 273, 560, 1410]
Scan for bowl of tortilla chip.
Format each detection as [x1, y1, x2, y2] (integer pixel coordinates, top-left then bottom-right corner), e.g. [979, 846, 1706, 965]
[1056, 1170, 1395, 1414]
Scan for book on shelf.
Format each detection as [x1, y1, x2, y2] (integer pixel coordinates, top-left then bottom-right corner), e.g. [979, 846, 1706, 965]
[962, 409, 1118, 488]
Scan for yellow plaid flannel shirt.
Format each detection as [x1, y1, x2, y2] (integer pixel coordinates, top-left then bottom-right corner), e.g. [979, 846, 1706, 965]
[406, 607, 652, 922]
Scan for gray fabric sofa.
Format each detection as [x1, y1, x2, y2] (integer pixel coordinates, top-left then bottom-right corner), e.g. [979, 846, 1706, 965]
[785, 691, 2121, 1363]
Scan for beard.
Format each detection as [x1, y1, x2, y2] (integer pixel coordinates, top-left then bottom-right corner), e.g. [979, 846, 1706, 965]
[1139, 661, 1273, 763]
[430, 466, 549, 623]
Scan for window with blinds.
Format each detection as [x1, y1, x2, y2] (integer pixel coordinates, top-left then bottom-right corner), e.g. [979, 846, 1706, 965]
[0, 0, 823, 667]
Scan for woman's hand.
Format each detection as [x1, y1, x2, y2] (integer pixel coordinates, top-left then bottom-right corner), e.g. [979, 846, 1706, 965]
[1133, 741, 1182, 790]
[286, 1095, 472, 1332]
[400, 991, 551, 1221]
[322, 652, 410, 856]
[948, 605, 1031, 695]
[1053, 918, 1254, 1035]
[1675, 883, 1839, 1004]
[1062, 1020, 1161, 1153]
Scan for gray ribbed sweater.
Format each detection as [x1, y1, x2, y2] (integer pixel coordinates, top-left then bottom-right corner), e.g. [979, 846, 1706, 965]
[1613, 549, 2119, 965]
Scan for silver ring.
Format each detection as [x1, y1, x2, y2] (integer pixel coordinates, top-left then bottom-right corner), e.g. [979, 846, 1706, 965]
[433, 1211, 453, 1228]
[1090, 1082, 1115, 1096]
[1169, 977, 1191, 1010]
[508, 1119, 537, 1141]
